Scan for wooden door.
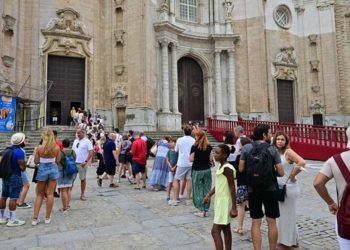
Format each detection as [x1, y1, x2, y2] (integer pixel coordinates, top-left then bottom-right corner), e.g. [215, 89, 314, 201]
[47, 55, 85, 125]
[117, 107, 125, 131]
[277, 80, 295, 123]
[177, 57, 204, 124]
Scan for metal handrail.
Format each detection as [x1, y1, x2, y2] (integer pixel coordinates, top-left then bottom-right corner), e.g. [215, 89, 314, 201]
[15, 117, 45, 131]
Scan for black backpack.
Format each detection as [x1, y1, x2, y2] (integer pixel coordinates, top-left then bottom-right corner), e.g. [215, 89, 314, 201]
[246, 142, 275, 190]
[0, 147, 14, 179]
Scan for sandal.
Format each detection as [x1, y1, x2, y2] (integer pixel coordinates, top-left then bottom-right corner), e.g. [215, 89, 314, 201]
[194, 212, 205, 218]
[134, 187, 141, 190]
[233, 228, 244, 235]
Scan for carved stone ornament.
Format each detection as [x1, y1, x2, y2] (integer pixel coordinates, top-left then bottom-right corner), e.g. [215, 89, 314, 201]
[158, 0, 169, 21]
[310, 100, 325, 114]
[311, 85, 320, 93]
[273, 47, 297, 80]
[308, 34, 318, 45]
[0, 70, 14, 95]
[114, 0, 124, 11]
[112, 90, 128, 107]
[114, 30, 125, 46]
[41, 8, 91, 40]
[317, 0, 335, 11]
[2, 14, 16, 35]
[223, 0, 234, 20]
[310, 60, 320, 72]
[1, 55, 15, 68]
[115, 65, 125, 75]
[295, 4, 305, 15]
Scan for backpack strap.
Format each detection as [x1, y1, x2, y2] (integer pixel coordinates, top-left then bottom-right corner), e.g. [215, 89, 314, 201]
[333, 154, 350, 183]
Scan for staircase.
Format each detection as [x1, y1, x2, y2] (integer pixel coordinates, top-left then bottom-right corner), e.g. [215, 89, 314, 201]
[0, 127, 219, 156]
[0, 126, 77, 155]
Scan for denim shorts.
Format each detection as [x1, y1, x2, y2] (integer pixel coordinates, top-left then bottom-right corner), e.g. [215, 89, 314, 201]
[36, 162, 59, 182]
[21, 170, 29, 184]
[1, 174, 23, 200]
[57, 170, 74, 188]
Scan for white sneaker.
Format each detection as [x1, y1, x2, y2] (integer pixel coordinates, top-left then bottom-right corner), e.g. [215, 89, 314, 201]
[6, 219, 25, 227]
[168, 200, 178, 206]
[179, 194, 184, 199]
[31, 218, 40, 226]
[45, 217, 51, 224]
[0, 217, 8, 224]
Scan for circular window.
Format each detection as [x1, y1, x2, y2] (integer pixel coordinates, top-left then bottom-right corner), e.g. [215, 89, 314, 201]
[274, 5, 292, 29]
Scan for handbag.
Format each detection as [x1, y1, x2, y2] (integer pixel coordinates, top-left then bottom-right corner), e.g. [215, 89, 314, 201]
[276, 168, 295, 202]
[26, 155, 35, 169]
[150, 144, 157, 157]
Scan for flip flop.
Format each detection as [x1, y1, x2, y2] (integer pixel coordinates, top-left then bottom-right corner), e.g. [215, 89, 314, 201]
[233, 228, 244, 235]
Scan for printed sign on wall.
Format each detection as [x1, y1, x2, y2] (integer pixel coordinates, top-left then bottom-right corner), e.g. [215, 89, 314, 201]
[0, 95, 16, 132]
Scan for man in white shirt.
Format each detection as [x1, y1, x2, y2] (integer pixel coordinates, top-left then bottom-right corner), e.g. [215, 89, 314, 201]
[314, 127, 350, 250]
[72, 129, 93, 201]
[169, 125, 195, 206]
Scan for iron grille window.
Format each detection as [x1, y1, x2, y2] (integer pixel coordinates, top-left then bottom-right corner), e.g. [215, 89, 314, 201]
[179, 0, 197, 22]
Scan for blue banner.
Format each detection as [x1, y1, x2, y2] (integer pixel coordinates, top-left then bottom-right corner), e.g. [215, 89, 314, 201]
[0, 95, 16, 132]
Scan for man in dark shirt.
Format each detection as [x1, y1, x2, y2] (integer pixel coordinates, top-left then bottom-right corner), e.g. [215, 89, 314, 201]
[100, 133, 118, 188]
[239, 124, 284, 250]
[0, 133, 27, 227]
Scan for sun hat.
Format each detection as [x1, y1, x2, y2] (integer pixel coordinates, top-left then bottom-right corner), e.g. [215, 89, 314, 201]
[11, 132, 26, 145]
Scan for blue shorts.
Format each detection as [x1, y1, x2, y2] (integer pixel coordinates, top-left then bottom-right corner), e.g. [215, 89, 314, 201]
[57, 171, 74, 188]
[21, 170, 29, 184]
[132, 161, 145, 174]
[36, 162, 59, 182]
[1, 175, 23, 200]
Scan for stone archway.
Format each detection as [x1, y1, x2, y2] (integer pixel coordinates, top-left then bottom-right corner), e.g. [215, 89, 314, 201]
[41, 8, 92, 126]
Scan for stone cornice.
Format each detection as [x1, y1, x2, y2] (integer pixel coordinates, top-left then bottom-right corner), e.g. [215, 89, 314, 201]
[317, 0, 335, 11]
[153, 21, 185, 35]
[209, 34, 240, 43]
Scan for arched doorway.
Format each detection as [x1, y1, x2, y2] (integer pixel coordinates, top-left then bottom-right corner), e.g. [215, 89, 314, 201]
[178, 57, 204, 124]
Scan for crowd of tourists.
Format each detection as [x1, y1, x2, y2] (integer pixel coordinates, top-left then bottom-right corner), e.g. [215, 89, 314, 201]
[0, 121, 349, 250]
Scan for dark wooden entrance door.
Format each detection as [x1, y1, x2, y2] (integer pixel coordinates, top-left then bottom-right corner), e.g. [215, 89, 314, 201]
[47, 55, 85, 125]
[177, 57, 204, 124]
[277, 80, 295, 123]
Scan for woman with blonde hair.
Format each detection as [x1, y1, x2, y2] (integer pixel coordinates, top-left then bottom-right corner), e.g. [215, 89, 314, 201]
[273, 131, 306, 249]
[189, 129, 213, 217]
[32, 129, 61, 225]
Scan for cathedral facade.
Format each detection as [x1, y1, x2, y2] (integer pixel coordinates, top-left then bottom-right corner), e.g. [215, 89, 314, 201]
[0, 0, 350, 131]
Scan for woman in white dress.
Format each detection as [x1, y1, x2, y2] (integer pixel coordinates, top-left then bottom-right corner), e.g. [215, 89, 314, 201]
[273, 131, 306, 250]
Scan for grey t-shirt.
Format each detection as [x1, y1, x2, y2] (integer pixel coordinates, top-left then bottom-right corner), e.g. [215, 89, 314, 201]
[240, 141, 281, 191]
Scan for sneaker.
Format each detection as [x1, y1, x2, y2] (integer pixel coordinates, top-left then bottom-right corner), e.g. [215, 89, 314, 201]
[0, 217, 8, 224]
[31, 218, 40, 226]
[6, 219, 25, 227]
[179, 194, 184, 199]
[45, 217, 51, 224]
[97, 178, 102, 187]
[59, 208, 68, 213]
[166, 197, 170, 202]
[54, 192, 60, 198]
[121, 174, 126, 178]
[17, 203, 31, 209]
[168, 200, 178, 206]
[109, 183, 118, 188]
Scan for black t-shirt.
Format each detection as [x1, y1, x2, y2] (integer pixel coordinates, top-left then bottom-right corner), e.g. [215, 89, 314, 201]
[233, 155, 248, 186]
[190, 144, 213, 171]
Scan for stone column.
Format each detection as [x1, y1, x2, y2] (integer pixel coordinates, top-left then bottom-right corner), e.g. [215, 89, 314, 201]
[214, 0, 220, 33]
[169, 0, 176, 23]
[227, 49, 237, 115]
[171, 43, 179, 113]
[160, 39, 170, 113]
[214, 49, 223, 115]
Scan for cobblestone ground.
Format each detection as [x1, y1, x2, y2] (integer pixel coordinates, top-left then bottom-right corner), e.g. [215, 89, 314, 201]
[0, 160, 340, 250]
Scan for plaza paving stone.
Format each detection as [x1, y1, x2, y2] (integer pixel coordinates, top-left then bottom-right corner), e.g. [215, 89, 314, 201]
[0, 159, 341, 249]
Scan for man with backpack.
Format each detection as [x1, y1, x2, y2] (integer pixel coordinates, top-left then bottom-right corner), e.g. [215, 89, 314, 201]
[314, 126, 350, 249]
[0, 133, 27, 226]
[239, 124, 284, 250]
